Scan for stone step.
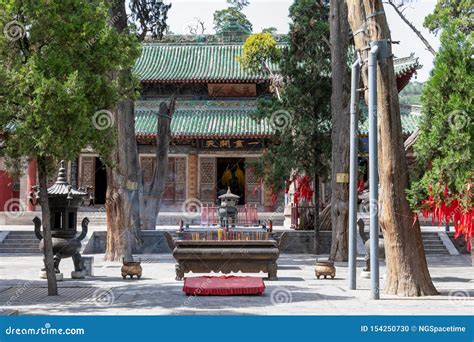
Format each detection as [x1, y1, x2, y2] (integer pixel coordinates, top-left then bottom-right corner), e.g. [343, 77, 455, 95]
[425, 250, 449, 255]
[419, 232, 449, 255]
[5, 232, 37, 240]
[422, 236, 442, 240]
[3, 235, 36, 239]
[422, 240, 444, 244]
[0, 247, 41, 253]
[423, 244, 445, 248]
[4, 238, 37, 242]
[4, 239, 38, 244]
[4, 230, 36, 234]
[0, 243, 39, 249]
[424, 247, 450, 252]
[2, 235, 35, 240]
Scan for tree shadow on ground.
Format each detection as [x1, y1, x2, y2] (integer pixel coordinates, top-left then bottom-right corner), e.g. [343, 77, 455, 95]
[0, 283, 354, 314]
[378, 289, 474, 300]
[431, 276, 473, 283]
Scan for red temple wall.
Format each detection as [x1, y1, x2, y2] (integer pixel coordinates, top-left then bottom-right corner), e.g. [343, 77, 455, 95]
[0, 170, 18, 211]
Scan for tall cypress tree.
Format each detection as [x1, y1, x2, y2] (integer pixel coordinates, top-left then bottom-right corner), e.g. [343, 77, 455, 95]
[408, 1, 473, 245]
[242, 0, 331, 248]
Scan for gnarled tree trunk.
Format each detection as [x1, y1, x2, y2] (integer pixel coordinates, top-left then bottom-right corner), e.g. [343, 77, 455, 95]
[140, 99, 175, 230]
[329, 0, 351, 262]
[346, 0, 437, 296]
[104, 0, 142, 261]
[105, 98, 143, 261]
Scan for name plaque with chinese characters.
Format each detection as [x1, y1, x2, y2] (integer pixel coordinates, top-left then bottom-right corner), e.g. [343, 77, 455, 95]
[208, 84, 257, 97]
[198, 139, 263, 150]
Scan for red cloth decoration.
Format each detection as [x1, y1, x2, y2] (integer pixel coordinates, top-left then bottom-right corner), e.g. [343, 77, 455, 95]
[418, 181, 473, 250]
[292, 175, 313, 205]
[183, 276, 265, 296]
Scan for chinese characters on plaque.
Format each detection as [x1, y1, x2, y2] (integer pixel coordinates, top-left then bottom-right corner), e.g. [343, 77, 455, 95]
[198, 139, 262, 150]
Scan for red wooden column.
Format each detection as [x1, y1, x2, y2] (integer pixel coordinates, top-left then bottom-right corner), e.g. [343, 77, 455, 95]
[26, 159, 37, 211]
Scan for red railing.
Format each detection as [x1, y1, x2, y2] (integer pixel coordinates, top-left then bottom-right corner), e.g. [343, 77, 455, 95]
[201, 204, 258, 226]
[291, 204, 331, 230]
[291, 204, 315, 230]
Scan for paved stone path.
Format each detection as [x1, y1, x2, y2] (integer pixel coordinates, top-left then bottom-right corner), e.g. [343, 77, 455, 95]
[0, 254, 472, 315]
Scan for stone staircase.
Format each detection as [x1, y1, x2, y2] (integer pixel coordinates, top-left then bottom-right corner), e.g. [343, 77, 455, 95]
[422, 232, 450, 255]
[0, 228, 450, 255]
[358, 215, 450, 255]
[0, 230, 40, 254]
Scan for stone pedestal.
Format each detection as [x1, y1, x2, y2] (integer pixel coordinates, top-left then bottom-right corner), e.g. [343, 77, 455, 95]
[39, 271, 63, 281]
[82, 256, 94, 276]
[71, 270, 86, 279]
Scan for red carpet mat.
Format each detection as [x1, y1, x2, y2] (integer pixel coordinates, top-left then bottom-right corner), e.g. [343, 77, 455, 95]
[183, 276, 265, 296]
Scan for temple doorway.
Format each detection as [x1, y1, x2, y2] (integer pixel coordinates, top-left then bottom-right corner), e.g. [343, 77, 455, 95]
[216, 158, 245, 205]
[94, 157, 107, 205]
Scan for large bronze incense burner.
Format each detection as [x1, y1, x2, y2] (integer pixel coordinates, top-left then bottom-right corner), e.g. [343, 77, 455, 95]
[31, 161, 89, 280]
[166, 200, 287, 280]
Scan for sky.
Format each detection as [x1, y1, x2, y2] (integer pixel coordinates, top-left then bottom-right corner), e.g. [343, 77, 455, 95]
[163, 0, 440, 82]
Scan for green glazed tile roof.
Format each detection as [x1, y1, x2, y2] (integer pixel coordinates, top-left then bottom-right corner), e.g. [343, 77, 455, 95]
[134, 43, 420, 83]
[135, 100, 273, 139]
[134, 44, 278, 83]
[359, 104, 421, 135]
[135, 101, 421, 140]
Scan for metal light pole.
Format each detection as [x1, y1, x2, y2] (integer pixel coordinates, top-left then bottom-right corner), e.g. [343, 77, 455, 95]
[348, 57, 361, 290]
[368, 44, 380, 300]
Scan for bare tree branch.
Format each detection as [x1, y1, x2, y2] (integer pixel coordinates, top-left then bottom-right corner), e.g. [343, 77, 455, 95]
[385, 0, 436, 56]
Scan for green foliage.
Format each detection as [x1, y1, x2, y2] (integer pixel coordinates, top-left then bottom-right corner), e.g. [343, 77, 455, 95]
[407, 5, 473, 211]
[228, 0, 249, 11]
[424, 0, 473, 35]
[213, 6, 252, 34]
[240, 32, 280, 72]
[129, 0, 172, 39]
[262, 27, 278, 35]
[245, 0, 331, 192]
[0, 0, 140, 175]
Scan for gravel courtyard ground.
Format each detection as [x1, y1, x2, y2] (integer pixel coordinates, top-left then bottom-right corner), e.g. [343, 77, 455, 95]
[0, 253, 472, 315]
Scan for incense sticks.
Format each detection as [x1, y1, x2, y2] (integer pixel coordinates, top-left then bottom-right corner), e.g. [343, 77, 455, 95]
[185, 229, 270, 241]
